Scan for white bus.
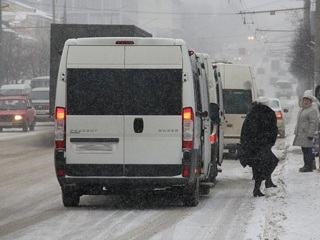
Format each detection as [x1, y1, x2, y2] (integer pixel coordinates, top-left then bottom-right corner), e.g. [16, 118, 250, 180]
[54, 37, 219, 207]
[213, 62, 257, 159]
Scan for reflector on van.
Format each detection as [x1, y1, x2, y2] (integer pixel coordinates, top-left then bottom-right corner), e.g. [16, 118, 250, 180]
[188, 50, 195, 56]
[116, 41, 134, 45]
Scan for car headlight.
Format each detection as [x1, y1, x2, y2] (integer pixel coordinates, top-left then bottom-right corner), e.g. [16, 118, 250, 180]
[14, 115, 23, 121]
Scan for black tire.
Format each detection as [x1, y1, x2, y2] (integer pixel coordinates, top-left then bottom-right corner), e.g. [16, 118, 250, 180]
[208, 161, 218, 183]
[22, 122, 29, 132]
[29, 119, 36, 131]
[183, 178, 200, 207]
[200, 184, 210, 195]
[0, 127, 3, 132]
[62, 188, 80, 207]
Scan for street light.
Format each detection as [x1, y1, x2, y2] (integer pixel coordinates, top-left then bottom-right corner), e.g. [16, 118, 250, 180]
[0, 0, 3, 85]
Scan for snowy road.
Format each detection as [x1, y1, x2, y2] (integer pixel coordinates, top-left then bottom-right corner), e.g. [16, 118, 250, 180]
[0, 98, 302, 240]
[0, 138, 257, 240]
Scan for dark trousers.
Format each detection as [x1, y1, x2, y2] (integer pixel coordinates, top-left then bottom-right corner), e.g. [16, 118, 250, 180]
[301, 147, 314, 170]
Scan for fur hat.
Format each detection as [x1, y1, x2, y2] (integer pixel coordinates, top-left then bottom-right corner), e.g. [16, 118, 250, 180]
[303, 90, 314, 101]
[257, 96, 269, 105]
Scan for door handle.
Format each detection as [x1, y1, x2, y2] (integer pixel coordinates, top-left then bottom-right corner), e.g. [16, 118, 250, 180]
[133, 118, 144, 133]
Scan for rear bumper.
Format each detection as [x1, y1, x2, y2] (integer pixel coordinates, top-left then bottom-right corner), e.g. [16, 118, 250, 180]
[225, 143, 240, 149]
[0, 121, 24, 128]
[58, 175, 190, 189]
[223, 135, 240, 144]
[55, 149, 199, 191]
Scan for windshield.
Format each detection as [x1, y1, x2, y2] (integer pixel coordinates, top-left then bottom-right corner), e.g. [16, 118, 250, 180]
[276, 82, 292, 89]
[31, 79, 50, 89]
[0, 100, 26, 110]
[29, 91, 49, 100]
[268, 100, 280, 109]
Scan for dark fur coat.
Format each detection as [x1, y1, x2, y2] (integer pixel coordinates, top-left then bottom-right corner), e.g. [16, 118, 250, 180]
[238, 102, 278, 171]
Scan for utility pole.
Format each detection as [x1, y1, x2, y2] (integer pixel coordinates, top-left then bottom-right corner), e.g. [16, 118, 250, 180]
[314, 0, 320, 87]
[63, 0, 67, 24]
[0, 0, 3, 85]
[52, 0, 55, 23]
[304, 0, 313, 90]
[305, 0, 311, 32]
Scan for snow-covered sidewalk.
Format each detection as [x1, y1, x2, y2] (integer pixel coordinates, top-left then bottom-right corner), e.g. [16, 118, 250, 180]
[244, 99, 320, 240]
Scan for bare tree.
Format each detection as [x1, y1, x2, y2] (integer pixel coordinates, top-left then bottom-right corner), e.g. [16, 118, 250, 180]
[288, 22, 314, 95]
[1, 30, 50, 83]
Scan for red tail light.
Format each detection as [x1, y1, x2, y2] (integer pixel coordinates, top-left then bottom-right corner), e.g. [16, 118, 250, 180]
[210, 133, 217, 143]
[182, 165, 190, 177]
[55, 107, 66, 149]
[57, 168, 65, 177]
[210, 125, 218, 143]
[56, 107, 65, 120]
[276, 110, 283, 119]
[183, 107, 194, 149]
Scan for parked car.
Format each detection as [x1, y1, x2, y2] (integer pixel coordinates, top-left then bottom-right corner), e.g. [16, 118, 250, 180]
[0, 96, 36, 132]
[256, 67, 265, 75]
[275, 80, 293, 99]
[30, 76, 50, 89]
[29, 87, 51, 121]
[268, 98, 288, 138]
[0, 84, 31, 96]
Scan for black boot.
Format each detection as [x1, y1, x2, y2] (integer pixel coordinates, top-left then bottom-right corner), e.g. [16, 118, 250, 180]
[253, 189, 265, 197]
[253, 177, 264, 197]
[265, 176, 277, 188]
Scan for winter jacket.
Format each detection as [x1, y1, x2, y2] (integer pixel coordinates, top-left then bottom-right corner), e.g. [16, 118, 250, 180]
[238, 102, 278, 167]
[293, 103, 318, 147]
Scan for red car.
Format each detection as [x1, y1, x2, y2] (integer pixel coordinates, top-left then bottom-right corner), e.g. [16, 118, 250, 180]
[0, 96, 36, 132]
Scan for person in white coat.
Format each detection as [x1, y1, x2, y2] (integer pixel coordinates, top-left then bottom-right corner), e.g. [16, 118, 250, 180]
[304, 90, 320, 169]
[293, 90, 319, 172]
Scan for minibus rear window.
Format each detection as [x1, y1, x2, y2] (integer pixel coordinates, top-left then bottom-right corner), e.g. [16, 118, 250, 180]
[223, 89, 252, 114]
[66, 69, 182, 115]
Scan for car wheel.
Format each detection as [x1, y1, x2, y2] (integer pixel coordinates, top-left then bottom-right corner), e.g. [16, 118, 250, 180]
[0, 127, 3, 132]
[22, 122, 29, 132]
[200, 184, 210, 195]
[29, 119, 36, 131]
[183, 177, 200, 207]
[62, 187, 80, 207]
[208, 160, 218, 183]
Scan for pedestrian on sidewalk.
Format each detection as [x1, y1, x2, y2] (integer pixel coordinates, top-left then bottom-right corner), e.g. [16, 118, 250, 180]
[293, 90, 319, 172]
[238, 96, 279, 197]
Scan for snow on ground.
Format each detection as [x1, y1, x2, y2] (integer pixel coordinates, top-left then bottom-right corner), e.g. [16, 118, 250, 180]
[243, 97, 320, 240]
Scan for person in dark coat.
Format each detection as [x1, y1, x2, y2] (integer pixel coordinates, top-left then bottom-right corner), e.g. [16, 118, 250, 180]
[238, 96, 279, 197]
